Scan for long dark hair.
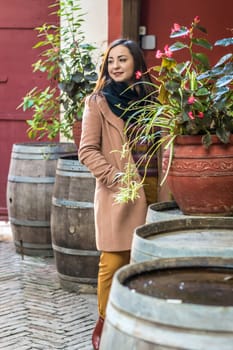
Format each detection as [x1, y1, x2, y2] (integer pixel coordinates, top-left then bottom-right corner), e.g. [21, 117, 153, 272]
[94, 39, 154, 97]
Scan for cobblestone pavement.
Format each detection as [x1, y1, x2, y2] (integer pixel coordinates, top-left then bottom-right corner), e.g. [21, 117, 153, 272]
[0, 222, 97, 350]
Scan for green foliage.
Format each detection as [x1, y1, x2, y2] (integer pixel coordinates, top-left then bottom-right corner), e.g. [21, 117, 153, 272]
[117, 17, 233, 202]
[151, 18, 233, 145]
[18, 0, 98, 140]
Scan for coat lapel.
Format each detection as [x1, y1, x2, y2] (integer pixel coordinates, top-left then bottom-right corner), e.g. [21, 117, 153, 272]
[96, 95, 125, 132]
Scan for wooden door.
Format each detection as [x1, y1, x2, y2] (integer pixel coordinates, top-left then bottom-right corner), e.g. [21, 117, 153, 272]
[0, 0, 57, 219]
[108, 0, 141, 43]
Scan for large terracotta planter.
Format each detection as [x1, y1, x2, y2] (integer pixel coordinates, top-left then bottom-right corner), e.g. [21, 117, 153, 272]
[163, 134, 233, 216]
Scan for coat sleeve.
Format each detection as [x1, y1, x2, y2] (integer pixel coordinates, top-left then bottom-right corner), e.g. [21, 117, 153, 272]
[78, 96, 121, 189]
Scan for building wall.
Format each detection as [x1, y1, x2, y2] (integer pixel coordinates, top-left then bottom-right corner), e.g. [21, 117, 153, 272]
[79, 0, 108, 63]
[60, 0, 108, 142]
[140, 0, 233, 67]
[0, 0, 58, 219]
[108, 0, 233, 67]
[108, 0, 122, 43]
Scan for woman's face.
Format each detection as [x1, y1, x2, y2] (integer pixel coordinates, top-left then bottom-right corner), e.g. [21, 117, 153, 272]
[107, 45, 135, 84]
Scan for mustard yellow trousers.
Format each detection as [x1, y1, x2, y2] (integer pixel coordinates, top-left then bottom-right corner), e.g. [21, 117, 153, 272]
[97, 251, 130, 319]
[97, 176, 158, 319]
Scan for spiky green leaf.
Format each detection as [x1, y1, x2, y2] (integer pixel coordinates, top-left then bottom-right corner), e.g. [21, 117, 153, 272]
[215, 37, 233, 47]
[192, 52, 210, 68]
[192, 38, 213, 50]
[216, 75, 233, 88]
[170, 27, 190, 38]
[169, 42, 188, 51]
[214, 53, 233, 67]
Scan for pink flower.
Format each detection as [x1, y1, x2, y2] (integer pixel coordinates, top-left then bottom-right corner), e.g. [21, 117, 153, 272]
[155, 50, 163, 59]
[198, 112, 204, 118]
[155, 45, 173, 59]
[194, 16, 200, 24]
[164, 45, 173, 58]
[171, 23, 181, 34]
[188, 111, 195, 120]
[135, 70, 142, 80]
[188, 96, 196, 104]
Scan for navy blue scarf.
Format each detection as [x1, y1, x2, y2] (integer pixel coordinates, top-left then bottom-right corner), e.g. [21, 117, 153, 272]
[102, 81, 144, 122]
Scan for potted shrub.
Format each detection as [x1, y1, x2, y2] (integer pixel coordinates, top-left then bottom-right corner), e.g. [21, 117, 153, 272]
[116, 16, 233, 215]
[18, 0, 98, 144]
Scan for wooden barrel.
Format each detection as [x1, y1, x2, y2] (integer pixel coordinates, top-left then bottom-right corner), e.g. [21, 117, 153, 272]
[7, 142, 77, 257]
[100, 257, 233, 350]
[131, 217, 233, 263]
[51, 155, 99, 293]
[146, 200, 182, 223]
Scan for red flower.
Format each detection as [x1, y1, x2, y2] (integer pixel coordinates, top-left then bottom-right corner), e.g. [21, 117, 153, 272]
[198, 112, 204, 118]
[164, 45, 173, 58]
[135, 70, 142, 80]
[194, 16, 200, 23]
[188, 111, 195, 120]
[155, 45, 173, 59]
[171, 23, 181, 34]
[155, 50, 163, 59]
[188, 96, 196, 104]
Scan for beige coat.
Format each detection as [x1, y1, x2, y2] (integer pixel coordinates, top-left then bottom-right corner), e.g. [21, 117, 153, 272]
[78, 94, 147, 251]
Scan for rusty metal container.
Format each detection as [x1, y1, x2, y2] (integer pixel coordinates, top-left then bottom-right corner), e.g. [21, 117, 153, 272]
[146, 200, 182, 223]
[100, 257, 233, 350]
[131, 216, 233, 263]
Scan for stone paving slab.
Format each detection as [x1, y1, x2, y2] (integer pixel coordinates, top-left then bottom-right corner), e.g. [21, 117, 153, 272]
[0, 223, 97, 350]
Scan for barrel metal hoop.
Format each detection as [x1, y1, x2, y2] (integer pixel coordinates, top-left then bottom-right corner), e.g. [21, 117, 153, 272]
[14, 240, 52, 249]
[11, 153, 61, 160]
[52, 197, 94, 209]
[9, 217, 50, 227]
[12, 143, 76, 155]
[8, 175, 55, 184]
[52, 243, 100, 256]
[58, 272, 97, 284]
[56, 169, 94, 178]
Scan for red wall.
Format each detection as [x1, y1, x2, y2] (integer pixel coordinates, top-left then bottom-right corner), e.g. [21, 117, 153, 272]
[108, 0, 233, 67]
[108, 0, 122, 43]
[0, 0, 57, 219]
[140, 0, 233, 67]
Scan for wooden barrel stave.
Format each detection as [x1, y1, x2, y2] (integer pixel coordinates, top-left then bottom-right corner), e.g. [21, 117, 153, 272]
[51, 155, 99, 293]
[7, 142, 77, 256]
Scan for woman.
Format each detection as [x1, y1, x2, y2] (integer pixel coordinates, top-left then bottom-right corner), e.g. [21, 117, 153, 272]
[78, 38, 157, 350]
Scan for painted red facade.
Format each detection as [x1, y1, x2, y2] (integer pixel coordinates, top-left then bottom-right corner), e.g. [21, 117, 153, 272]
[0, 0, 232, 218]
[0, 0, 57, 219]
[109, 0, 233, 67]
[140, 0, 233, 67]
[108, 0, 122, 43]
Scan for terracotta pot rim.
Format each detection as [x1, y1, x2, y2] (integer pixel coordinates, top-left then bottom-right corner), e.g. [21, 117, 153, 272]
[175, 134, 233, 145]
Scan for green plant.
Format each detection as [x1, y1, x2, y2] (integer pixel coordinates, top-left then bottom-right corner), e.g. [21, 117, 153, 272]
[18, 0, 98, 140]
[115, 16, 233, 203]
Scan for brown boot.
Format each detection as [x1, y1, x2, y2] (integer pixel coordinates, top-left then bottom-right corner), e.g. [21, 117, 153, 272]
[92, 317, 104, 350]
